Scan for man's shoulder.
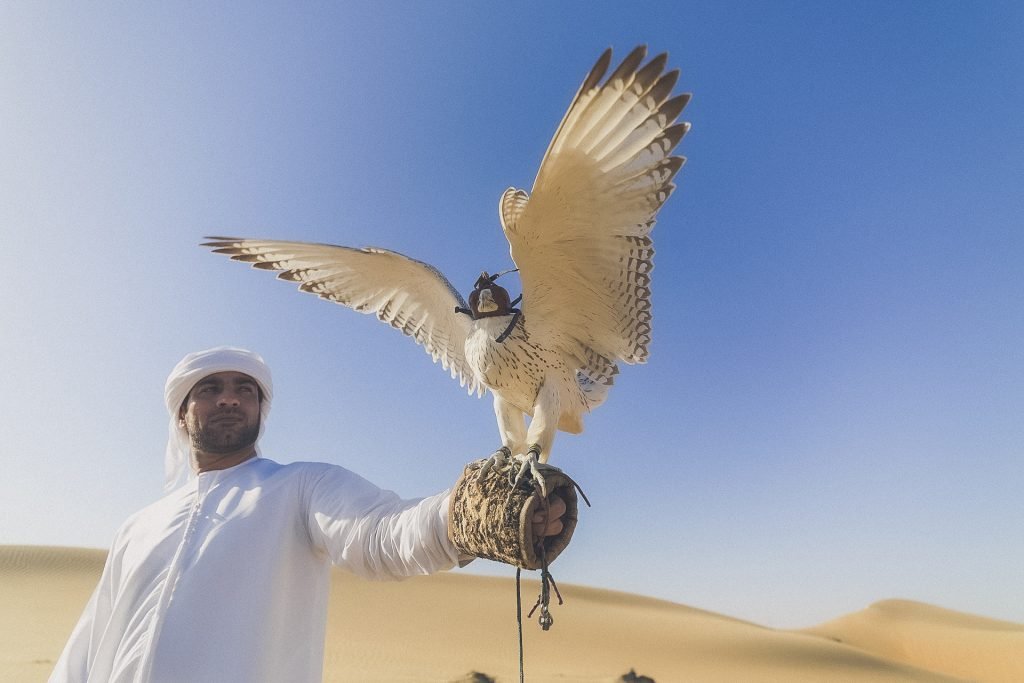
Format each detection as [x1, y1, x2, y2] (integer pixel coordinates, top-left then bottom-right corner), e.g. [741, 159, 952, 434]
[271, 459, 389, 499]
[274, 459, 361, 481]
[210, 456, 348, 484]
[244, 457, 366, 487]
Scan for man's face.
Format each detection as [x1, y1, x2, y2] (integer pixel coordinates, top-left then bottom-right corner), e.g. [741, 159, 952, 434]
[179, 371, 262, 455]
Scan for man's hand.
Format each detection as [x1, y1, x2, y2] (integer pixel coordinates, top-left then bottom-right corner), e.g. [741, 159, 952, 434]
[532, 494, 567, 537]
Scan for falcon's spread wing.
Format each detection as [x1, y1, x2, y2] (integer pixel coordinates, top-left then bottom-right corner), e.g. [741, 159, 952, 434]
[202, 237, 484, 395]
[500, 46, 689, 367]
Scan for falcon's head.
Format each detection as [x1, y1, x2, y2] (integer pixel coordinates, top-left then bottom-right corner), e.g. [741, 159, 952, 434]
[468, 272, 513, 319]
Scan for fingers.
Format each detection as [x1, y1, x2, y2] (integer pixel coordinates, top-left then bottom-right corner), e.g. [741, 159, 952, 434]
[531, 494, 566, 524]
[534, 518, 563, 537]
[531, 494, 568, 537]
[546, 495, 567, 519]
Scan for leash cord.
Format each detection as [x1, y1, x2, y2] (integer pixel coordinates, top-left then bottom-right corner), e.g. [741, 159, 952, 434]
[516, 567, 525, 683]
[495, 309, 522, 343]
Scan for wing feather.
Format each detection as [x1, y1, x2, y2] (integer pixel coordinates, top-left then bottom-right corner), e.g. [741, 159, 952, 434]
[202, 237, 483, 395]
[501, 47, 689, 366]
[561, 46, 648, 152]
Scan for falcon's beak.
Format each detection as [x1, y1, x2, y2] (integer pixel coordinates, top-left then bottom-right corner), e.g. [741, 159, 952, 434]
[477, 288, 498, 313]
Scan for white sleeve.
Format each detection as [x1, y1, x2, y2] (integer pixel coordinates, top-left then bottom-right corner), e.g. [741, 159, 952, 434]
[303, 464, 460, 580]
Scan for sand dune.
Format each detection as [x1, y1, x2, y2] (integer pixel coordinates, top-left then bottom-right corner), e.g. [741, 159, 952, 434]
[803, 599, 1024, 683]
[2, 546, 1019, 682]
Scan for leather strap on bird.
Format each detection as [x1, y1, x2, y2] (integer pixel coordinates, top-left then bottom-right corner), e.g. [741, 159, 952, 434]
[448, 459, 580, 570]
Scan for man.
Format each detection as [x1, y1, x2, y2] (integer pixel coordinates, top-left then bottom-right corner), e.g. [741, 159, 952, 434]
[52, 346, 567, 682]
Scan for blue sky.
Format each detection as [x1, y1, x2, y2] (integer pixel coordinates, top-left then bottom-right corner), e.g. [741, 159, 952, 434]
[2, 2, 1021, 628]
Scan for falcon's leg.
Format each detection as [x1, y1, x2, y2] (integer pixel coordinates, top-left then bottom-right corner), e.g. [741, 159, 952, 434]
[479, 395, 527, 479]
[525, 380, 560, 465]
[494, 394, 528, 456]
[511, 381, 561, 498]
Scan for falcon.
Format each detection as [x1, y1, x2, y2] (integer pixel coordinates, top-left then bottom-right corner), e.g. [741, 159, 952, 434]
[204, 46, 690, 489]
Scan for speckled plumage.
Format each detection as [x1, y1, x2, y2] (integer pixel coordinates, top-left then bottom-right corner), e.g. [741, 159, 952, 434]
[203, 46, 689, 464]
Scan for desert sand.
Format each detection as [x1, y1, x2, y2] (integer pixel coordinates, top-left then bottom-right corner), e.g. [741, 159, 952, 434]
[2, 546, 1021, 682]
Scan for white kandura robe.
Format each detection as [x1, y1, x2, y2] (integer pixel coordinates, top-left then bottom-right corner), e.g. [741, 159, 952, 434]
[51, 456, 460, 683]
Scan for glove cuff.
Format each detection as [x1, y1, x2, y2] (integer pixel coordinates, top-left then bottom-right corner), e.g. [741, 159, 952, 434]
[448, 459, 579, 570]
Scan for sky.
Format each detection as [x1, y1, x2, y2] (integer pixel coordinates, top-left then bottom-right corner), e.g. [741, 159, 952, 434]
[1, 1, 1022, 629]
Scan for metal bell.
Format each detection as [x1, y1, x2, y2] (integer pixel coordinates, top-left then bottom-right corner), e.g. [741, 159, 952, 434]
[539, 607, 554, 630]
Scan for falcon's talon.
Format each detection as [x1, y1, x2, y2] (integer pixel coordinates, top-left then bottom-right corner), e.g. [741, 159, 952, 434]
[509, 449, 550, 500]
[478, 446, 512, 480]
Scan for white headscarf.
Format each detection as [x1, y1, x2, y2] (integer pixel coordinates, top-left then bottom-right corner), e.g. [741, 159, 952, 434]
[163, 346, 274, 491]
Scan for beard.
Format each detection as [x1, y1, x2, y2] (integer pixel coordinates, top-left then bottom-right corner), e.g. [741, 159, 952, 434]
[187, 413, 261, 454]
